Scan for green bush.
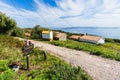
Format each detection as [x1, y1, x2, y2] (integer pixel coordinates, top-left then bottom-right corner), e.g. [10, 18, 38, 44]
[0, 12, 17, 34]
[31, 25, 42, 39]
[29, 59, 91, 80]
[45, 63, 91, 80]
[10, 28, 25, 38]
[105, 38, 115, 43]
[114, 39, 120, 43]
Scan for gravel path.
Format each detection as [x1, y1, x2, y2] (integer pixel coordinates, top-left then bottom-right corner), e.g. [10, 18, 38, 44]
[18, 38, 120, 80]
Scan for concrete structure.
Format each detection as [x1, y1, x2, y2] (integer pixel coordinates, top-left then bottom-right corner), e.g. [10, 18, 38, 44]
[69, 35, 80, 40]
[25, 33, 31, 37]
[55, 32, 67, 41]
[79, 34, 105, 44]
[70, 34, 105, 44]
[42, 30, 53, 41]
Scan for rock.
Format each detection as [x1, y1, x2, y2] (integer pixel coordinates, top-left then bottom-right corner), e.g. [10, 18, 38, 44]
[13, 65, 20, 72]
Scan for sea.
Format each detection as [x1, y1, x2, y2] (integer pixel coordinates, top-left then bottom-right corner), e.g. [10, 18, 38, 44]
[54, 27, 120, 39]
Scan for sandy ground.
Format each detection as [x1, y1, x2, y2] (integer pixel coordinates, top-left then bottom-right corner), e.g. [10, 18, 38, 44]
[18, 38, 120, 80]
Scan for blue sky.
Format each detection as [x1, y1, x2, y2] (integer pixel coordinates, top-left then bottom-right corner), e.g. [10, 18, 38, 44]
[0, 0, 120, 28]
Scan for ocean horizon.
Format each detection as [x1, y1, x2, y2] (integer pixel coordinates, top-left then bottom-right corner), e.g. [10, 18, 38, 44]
[53, 27, 120, 39]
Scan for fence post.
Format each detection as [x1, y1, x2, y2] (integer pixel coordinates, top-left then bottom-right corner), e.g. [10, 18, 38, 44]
[26, 55, 29, 70]
[43, 50, 47, 60]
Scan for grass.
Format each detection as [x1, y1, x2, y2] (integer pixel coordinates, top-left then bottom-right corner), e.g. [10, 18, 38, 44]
[49, 40, 120, 61]
[0, 35, 92, 80]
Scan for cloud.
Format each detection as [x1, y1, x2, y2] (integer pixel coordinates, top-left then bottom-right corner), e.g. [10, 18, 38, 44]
[101, 0, 120, 13]
[34, 0, 120, 27]
[1, 0, 120, 28]
[0, 1, 44, 28]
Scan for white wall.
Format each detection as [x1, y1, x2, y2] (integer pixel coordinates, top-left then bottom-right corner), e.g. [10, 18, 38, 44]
[79, 39, 97, 44]
[79, 38, 105, 44]
[42, 31, 53, 39]
[98, 38, 105, 44]
[50, 31, 53, 39]
[59, 35, 67, 41]
[42, 34, 50, 39]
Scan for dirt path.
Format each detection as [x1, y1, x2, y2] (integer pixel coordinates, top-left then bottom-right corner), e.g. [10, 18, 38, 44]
[19, 38, 120, 80]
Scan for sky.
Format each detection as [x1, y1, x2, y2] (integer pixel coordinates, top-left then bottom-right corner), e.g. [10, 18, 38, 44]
[0, 0, 120, 28]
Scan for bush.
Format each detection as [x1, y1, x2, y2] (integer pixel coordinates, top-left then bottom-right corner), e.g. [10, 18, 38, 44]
[114, 39, 120, 43]
[47, 63, 91, 80]
[29, 60, 91, 80]
[10, 28, 25, 38]
[105, 38, 115, 43]
[0, 12, 17, 34]
[31, 25, 42, 39]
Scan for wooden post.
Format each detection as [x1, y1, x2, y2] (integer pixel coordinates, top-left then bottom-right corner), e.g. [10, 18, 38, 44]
[26, 55, 29, 70]
[43, 51, 47, 60]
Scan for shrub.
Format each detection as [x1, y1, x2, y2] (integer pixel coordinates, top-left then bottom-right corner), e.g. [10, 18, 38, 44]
[29, 61, 91, 80]
[0, 12, 17, 34]
[114, 39, 120, 43]
[10, 28, 25, 38]
[105, 38, 115, 43]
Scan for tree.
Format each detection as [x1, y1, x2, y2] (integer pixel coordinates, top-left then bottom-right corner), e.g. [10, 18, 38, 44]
[11, 27, 25, 38]
[31, 25, 50, 39]
[31, 25, 42, 39]
[0, 12, 17, 34]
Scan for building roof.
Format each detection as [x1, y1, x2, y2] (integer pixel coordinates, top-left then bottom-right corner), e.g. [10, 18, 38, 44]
[80, 35, 102, 42]
[25, 33, 31, 37]
[70, 35, 80, 40]
[42, 31, 51, 34]
[55, 33, 66, 38]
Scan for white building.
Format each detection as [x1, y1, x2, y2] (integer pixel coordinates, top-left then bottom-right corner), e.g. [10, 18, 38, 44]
[54, 32, 67, 41]
[42, 30, 53, 41]
[79, 34, 105, 44]
[70, 35, 80, 40]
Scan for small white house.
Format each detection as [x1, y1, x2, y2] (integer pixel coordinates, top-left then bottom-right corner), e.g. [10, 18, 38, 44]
[42, 30, 53, 41]
[79, 34, 105, 44]
[55, 32, 67, 41]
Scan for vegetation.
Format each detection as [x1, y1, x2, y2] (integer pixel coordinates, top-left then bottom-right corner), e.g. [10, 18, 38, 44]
[50, 39, 120, 61]
[0, 35, 92, 80]
[22, 27, 120, 61]
[105, 38, 120, 43]
[31, 25, 50, 39]
[10, 27, 25, 38]
[0, 12, 17, 34]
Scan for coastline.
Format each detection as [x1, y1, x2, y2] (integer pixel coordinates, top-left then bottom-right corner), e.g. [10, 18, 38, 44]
[53, 27, 120, 39]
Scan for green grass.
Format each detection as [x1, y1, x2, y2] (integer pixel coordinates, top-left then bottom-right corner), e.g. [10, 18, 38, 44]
[50, 40, 120, 61]
[0, 35, 92, 80]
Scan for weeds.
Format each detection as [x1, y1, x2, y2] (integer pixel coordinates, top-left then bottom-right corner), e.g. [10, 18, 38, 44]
[0, 35, 92, 80]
